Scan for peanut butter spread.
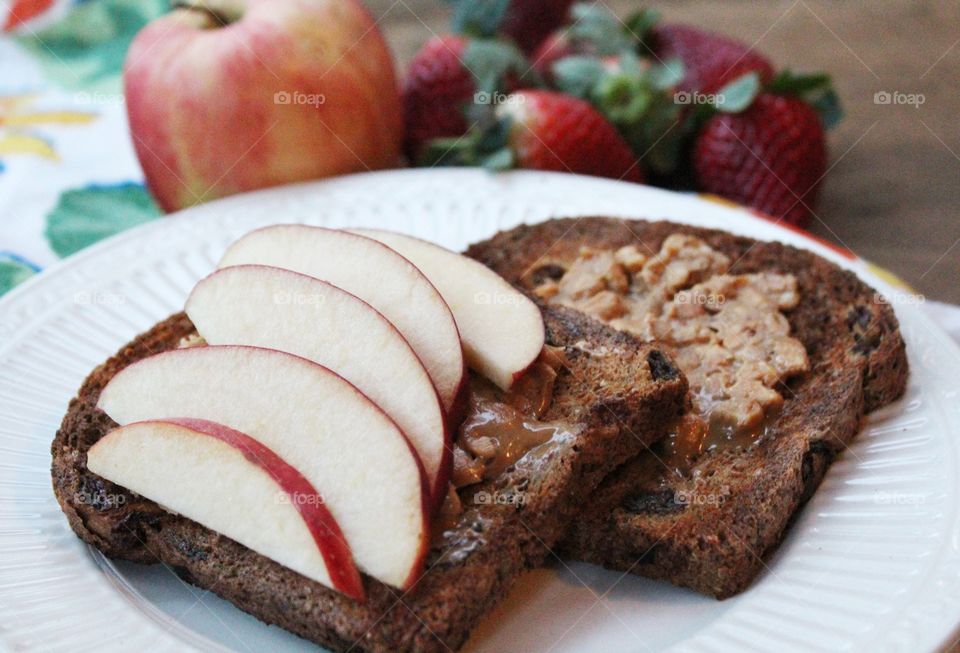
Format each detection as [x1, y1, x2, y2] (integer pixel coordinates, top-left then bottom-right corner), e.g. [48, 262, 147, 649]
[536, 234, 809, 466]
[437, 347, 574, 543]
[451, 346, 568, 488]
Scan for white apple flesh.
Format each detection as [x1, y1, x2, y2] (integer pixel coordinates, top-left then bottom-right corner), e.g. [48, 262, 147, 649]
[185, 265, 451, 505]
[352, 229, 545, 391]
[87, 418, 365, 600]
[97, 346, 428, 589]
[218, 225, 466, 414]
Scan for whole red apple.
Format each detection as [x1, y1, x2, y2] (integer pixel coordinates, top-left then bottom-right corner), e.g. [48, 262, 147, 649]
[124, 0, 403, 212]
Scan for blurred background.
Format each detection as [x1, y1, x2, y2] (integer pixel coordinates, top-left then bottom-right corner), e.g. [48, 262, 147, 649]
[374, 0, 959, 302]
[1, 0, 957, 303]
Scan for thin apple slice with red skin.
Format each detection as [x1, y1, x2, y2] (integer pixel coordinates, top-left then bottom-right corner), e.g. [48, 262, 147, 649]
[351, 229, 546, 391]
[97, 346, 429, 590]
[217, 225, 465, 416]
[87, 418, 365, 600]
[185, 265, 451, 508]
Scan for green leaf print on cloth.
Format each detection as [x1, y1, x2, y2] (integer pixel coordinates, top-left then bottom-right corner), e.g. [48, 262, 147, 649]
[14, 0, 169, 92]
[45, 182, 161, 258]
[0, 253, 40, 295]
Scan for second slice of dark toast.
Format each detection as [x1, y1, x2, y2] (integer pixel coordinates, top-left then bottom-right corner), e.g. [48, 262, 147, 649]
[466, 217, 908, 599]
[52, 303, 687, 652]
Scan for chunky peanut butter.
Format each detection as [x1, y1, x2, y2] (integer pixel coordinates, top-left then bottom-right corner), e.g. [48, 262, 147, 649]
[536, 234, 809, 467]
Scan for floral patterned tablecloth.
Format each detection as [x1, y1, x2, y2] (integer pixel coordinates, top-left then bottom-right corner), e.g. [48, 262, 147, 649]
[0, 0, 166, 297]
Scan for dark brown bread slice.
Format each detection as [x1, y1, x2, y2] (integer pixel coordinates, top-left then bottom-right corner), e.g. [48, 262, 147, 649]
[466, 217, 908, 599]
[52, 304, 687, 652]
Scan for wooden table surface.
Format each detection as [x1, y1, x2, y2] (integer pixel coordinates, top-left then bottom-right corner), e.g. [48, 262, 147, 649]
[368, 0, 960, 304]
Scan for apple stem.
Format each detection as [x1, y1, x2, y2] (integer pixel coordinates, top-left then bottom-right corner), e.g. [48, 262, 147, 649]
[171, 0, 242, 27]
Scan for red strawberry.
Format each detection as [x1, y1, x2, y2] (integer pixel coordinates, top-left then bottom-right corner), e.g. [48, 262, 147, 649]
[499, 0, 576, 53]
[402, 36, 474, 162]
[648, 24, 774, 94]
[501, 91, 642, 181]
[530, 30, 576, 80]
[402, 35, 529, 162]
[441, 90, 642, 182]
[693, 93, 826, 227]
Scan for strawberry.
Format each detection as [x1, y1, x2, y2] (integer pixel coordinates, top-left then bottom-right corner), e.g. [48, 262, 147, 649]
[423, 90, 643, 183]
[402, 35, 528, 162]
[530, 4, 647, 80]
[499, 0, 577, 53]
[402, 36, 473, 161]
[692, 93, 826, 227]
[647, 24, 775, 94]
[449, 0, 575, 54]
[531, 30, 577, 81]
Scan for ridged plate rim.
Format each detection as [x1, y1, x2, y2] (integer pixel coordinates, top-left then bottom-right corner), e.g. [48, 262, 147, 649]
[0, 169, 958, 653]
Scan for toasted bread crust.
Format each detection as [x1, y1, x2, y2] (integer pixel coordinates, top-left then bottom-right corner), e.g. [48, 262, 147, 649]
[466, 217, 908, 599]
[52, 304, 686, 652]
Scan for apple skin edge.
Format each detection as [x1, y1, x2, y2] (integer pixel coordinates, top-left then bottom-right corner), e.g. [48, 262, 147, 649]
[186, 264, 454, 513]
[399, 432, 433, 591]
[144, 417, 366, 602]
[216, 225, 468, 417]
[100, 345, 435, 594]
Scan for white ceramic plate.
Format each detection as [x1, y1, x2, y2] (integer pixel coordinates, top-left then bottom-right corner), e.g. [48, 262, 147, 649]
[1, 169, 958, 653]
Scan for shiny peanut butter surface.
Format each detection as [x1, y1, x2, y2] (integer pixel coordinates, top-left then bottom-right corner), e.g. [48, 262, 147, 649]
[450, 348, 567, 489]
[434, 348, 576, 543]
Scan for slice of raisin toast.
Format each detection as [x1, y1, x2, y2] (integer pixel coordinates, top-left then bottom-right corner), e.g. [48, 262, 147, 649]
[52, 304, 687, 652]
[466, 217, 908, 599]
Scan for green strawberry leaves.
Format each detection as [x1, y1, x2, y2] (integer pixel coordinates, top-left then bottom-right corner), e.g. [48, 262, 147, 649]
[623, 8, 661, 43]
[552, 56, 608, 97]
[459, 38, 539, 127]
[449, 0, 512, 39]
[809, 88, 843, 130]
[551, 52, 687, 176]
[462, 38, 535, 95]
[693, 69, 842, 130]
[565, 4, 636, 56]
[714, 72, 762, 113]
[420, 116, 516, 171]
[767, 70, 832, 95]
[768, 69, 844, 128]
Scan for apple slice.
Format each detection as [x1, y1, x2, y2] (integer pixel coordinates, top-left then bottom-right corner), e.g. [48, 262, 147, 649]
[87, 418, 364, 600]
[351, 229, 545, 391]
[97, 346, 429, 589]
[218, 226, 465, 414]
[185, 265, 451, 504]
